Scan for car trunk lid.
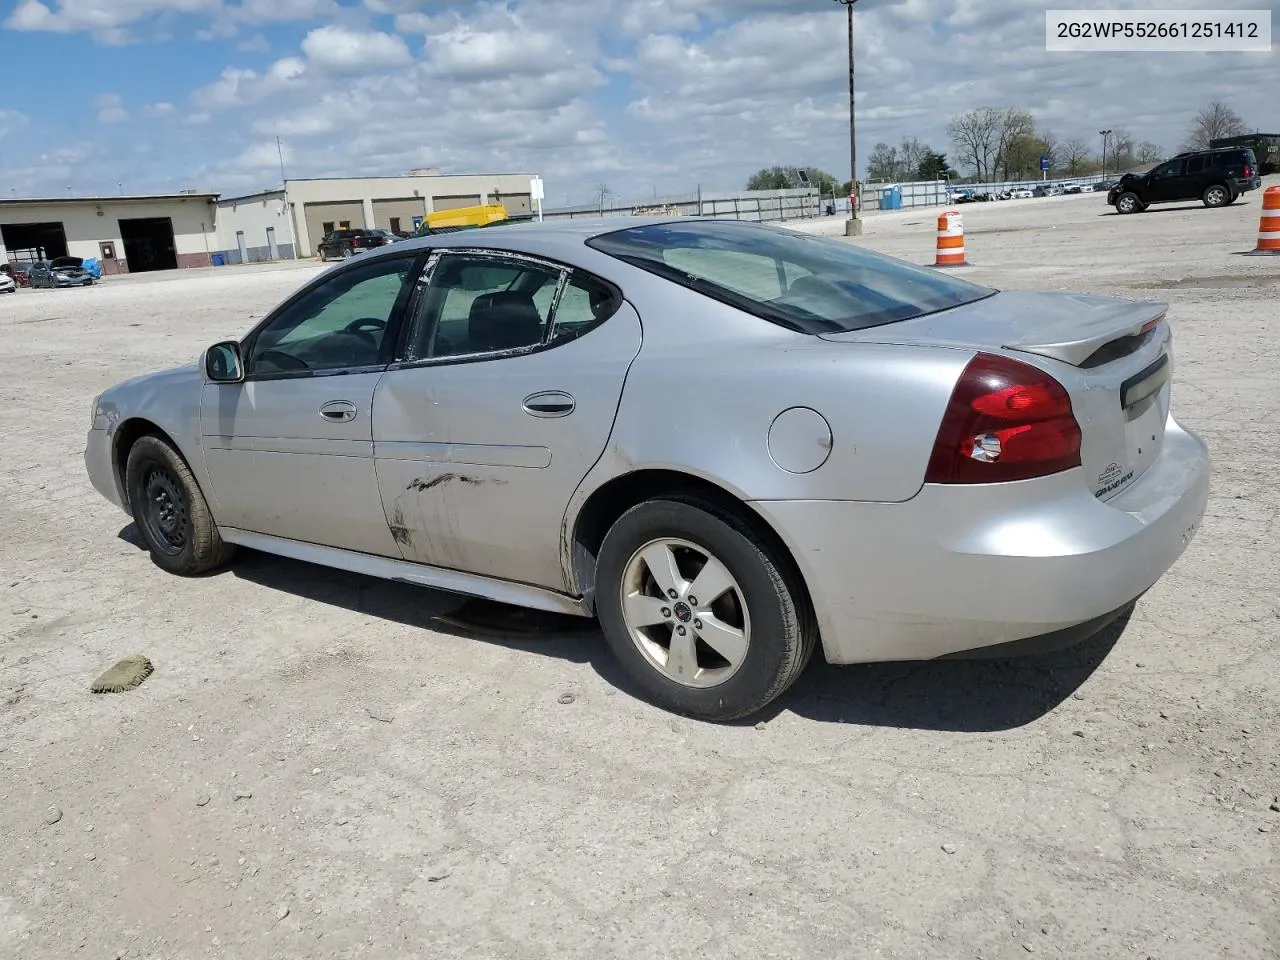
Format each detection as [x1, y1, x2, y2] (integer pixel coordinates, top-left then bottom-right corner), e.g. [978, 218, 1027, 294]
[822, 291, 1173, 501]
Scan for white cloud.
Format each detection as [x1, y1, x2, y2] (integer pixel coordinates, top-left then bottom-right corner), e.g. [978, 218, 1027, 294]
[236, 32, 268, 52]
[96, 93, 130, 124]
[0, 109, 28, 140]
[5, 0, 1278, 204]
[141, 101, 176, 118]
[300, 24, 412, 74]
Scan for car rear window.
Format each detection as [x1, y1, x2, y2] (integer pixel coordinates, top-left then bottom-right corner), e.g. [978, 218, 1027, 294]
[586, 220, 995, 334]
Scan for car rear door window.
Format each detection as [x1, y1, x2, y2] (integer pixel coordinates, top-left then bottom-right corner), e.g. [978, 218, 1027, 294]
[1186, 155, 1207, 174]
[409, 254, 563, 360]
[547, 273, 623, 346]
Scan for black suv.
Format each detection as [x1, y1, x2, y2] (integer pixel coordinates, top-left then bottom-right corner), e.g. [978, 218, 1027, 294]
[316, 228, 391, 261]
[1107, 147, 1261, 214]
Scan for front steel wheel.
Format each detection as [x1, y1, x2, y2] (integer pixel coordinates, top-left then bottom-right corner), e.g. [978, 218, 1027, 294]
[620, 537, 751, 689]
[125, 435, 236, 576]
[595, 497, 817, 721]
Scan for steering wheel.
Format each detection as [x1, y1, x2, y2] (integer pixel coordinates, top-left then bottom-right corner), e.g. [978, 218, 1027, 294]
[257, 348, 308, 371]
[344, 317, 386, 341]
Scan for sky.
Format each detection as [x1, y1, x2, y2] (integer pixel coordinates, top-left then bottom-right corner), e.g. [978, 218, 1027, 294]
[0, 0, 1276, 206]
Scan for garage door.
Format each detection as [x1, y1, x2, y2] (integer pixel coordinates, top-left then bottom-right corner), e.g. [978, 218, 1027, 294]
[431, 195, 483, 212]
[0, 222, 69, 261]
[372, 198, 426, 234]
[495, 193, 533, 215]
[303, 201, 366, 253]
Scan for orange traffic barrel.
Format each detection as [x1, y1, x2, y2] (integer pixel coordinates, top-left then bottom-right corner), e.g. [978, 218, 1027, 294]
[934, 209, 966, 267]
[1247, 185, 1280, 255]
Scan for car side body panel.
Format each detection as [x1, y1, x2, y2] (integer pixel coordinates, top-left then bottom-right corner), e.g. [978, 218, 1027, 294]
[85, 362, 214, 515]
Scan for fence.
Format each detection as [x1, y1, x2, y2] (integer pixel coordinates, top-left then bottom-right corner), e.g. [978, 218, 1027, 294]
[542, 187, 823, 223]
[860, 173, 1113, 211]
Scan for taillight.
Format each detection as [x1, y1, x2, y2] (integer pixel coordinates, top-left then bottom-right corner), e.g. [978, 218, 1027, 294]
[925, 352, 1082, 484]
[1244, 163, 1253, 178]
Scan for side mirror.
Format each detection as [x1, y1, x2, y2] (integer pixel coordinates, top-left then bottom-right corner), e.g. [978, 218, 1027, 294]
[205, 341, 245, 382]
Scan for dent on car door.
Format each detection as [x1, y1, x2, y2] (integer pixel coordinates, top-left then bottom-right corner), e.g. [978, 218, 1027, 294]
[198, 252, 424, 556]
[372, 251, 642, 590]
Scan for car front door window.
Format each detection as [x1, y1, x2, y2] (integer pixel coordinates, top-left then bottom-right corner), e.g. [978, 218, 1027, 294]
[1152, 160, 1184, 180]
[247, 256, 418, 376]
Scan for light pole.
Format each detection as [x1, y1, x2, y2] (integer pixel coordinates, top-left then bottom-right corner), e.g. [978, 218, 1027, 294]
[834, 0, 862, 236]
[1098, 129, 1112, 178]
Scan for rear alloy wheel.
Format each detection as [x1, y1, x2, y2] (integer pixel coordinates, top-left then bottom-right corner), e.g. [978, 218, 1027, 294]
[1203, 184, 1230, 208]
[1115, 192, 1143, 214]
[595, 497, 816, 721]
[125, 435, 235, 576]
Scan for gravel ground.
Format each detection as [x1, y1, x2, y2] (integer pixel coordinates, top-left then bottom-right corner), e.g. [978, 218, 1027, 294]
[1, 184, 1277, 960]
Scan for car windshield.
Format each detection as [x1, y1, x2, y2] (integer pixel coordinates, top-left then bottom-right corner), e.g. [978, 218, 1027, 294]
[587, 220, 995, 334]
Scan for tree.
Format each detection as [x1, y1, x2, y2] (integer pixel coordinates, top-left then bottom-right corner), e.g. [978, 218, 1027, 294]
[1060, 136, 1092, 176]
[917, 151, 956, 180]
[866, 142, 899, 181]
[1109, 127, 1135, 170]
[1183, 101, 1247, 150]
[1135, 141, 1163, 164]
[746, 166, 842, 196]
[947, 107, 1003, 181]
[747, 166, 793, 190]
[994, 108, 1036, 179]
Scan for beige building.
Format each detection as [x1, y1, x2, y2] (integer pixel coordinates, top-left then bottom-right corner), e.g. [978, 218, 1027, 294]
[215, 170, 539, 262]
[0, 193, 219, 274]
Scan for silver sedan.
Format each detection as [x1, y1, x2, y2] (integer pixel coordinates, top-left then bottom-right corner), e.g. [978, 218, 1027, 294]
[85, 218, 1209, 721]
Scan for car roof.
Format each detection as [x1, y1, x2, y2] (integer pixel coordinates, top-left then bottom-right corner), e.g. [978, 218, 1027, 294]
[379, 216, 684, 259]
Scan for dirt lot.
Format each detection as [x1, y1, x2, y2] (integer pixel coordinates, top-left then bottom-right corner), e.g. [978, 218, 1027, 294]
[2, 185, 1277, 960]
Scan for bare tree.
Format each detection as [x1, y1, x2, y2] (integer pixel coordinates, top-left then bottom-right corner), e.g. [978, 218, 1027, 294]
[1183, 101, 1248, 150]
[947, 107, 1003, 181]
[1135, 140, 1163, 164]
[1060, 136, 1092, 176]
[995, 108, 1036, 179]
[1109, 127, 1135, 170]
[866, 142, 900, 181]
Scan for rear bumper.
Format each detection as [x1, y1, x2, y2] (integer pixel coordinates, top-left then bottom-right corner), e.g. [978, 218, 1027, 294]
[751, 414, 1210, 665]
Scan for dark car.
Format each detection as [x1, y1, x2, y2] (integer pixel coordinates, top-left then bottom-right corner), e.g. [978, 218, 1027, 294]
[316, 228, 391, 261]
[29, 259, 95, 289]
[1107, 147, 1261, 214]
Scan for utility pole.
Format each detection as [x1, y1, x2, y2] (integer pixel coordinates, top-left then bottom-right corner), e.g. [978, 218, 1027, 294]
[834, 0, 862, 236]
[277, 136, 299, 260]
[1098, 129, 1112, 178]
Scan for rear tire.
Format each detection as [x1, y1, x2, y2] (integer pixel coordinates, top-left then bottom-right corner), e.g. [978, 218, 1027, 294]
[1115, 192, 1143, 214]
[595, 497, 817, 722]
[125, 435, 235, 576]
[1203, 184, 1230, 208]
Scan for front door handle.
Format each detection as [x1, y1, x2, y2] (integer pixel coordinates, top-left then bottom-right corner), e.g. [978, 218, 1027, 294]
[522, 391, 576, 418]
[319, 400, 358, 423]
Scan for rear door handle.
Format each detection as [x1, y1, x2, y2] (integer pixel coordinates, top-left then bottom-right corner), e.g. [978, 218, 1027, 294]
[522, 391, 576, 418]
[319, 400, 358, 423]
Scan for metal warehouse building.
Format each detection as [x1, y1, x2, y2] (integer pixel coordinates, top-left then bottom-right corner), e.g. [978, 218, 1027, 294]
[0, 193, 219, 274]
[215, 169, 539, 263]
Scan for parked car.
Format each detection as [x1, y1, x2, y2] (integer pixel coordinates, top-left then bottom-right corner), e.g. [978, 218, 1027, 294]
[1059, 181, 1083, 194]
[1107, 147, 1262, 214]
[1009, 188, 1035, 199]
[0, 272, 14, 294]
[316, 228, 392, 261]
[29, 259, 95, 288]
[1, 261, 34, 288]
[85, 218, 1209, 722]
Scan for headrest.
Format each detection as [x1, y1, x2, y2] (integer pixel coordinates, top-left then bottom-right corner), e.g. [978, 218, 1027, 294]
[468, 291, 544, 351]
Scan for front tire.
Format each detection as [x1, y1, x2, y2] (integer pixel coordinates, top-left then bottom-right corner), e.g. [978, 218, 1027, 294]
[125, 435, 235, 576]
[595, 497, 817, 721]
[1203, 184, 1230, 208]
[1115, 192, 1144, 214]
